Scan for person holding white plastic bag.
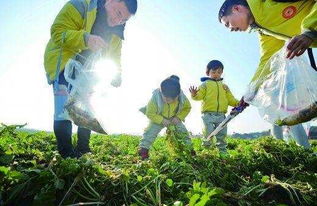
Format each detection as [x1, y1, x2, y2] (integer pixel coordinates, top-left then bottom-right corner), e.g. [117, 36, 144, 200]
[44, 0, 138, 158]
[218, 0, 316, 149]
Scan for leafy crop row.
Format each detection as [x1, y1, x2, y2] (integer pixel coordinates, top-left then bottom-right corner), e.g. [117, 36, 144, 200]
[0, 125, 317, 206]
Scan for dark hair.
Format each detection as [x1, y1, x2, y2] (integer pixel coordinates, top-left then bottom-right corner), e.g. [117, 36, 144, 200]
[160, 75, 180, 98]
[169, 75, 180, 82]
[120, 0, 138, 14]
[218, 0, 249, 22]
[206, 60, 224, 75]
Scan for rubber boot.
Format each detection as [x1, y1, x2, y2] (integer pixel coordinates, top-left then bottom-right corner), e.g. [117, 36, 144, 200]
[75, 127, 91, 157]
[54, 120, 75, 158]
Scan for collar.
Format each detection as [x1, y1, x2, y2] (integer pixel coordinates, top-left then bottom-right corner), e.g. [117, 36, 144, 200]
[200, 77, 223, 82]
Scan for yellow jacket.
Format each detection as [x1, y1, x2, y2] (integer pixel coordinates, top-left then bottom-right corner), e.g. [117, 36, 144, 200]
[44, 0, 123, 84]
[246, 0, 317, 83]
[192, 79, 239, 113]
[141, 89, 191, 124]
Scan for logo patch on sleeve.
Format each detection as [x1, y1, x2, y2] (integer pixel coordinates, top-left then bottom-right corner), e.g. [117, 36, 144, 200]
[282, 6, 297, 19]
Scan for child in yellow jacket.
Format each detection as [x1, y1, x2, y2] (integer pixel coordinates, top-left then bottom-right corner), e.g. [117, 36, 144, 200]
[190, 60, 239, 153]
[139, 75, 192, 160]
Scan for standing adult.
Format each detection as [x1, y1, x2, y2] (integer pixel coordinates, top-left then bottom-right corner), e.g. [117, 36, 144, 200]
[44, 0, 138, 158]
[218, 0, 316, 148]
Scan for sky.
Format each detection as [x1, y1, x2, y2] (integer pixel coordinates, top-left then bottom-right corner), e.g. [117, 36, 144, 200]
[0, 0, 276, 135]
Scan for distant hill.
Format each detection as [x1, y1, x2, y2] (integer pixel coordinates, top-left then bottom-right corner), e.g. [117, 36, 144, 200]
[17, 128, 50, 133]
[189, 130, 271, 139]
[0, 124, 50, 134]
[231, 130, 271, 139]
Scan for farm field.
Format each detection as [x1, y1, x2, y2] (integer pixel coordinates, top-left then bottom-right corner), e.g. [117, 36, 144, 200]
[1, 125, 317, 206]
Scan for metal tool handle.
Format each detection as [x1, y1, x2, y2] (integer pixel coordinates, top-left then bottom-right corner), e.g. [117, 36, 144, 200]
[204, 113, 238, 141]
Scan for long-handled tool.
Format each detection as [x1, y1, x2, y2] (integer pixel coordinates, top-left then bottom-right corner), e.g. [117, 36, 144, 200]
[204, 112, 239, 141]
[203, 97, 249, 141]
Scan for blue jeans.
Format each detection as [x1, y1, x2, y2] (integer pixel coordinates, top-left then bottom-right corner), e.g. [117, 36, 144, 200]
[202, 112, 227, 152]
[53, 71, 72, 121]
[271, 124, 311, 149]
[52, 71, 91, 158]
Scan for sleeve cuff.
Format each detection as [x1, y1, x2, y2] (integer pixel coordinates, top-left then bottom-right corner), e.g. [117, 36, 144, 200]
[302, 30, 317, 41]
[157, 117, 164, 124]
[191, 95, 199, 100]
[176, 115, 185, 121]
[149, 116, 164, 124]
[84, 32, 90, 47]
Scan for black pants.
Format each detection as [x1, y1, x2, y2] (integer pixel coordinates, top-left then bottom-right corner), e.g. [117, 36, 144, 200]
[54, 121, 91, 158]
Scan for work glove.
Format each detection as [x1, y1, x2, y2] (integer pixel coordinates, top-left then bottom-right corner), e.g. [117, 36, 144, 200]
[171, 117, 181, 125]
[111, 72, 122, 87]
[230, 97, 249, 115]
[162, 119, 171, 127]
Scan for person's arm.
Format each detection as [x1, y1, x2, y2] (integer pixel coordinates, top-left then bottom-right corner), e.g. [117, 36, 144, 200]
[223, 84, 239, 107]
[176, 98, 192, 121]
[250, 34, 285, 85]
[106, 36, 123, 87]
[191, 84, 206, 100]
[146, 99, 164, 124]
[106, 36, 123, 71]
[302, 1, 317, 39]
[50, 2, 89, 50]
[287, 0, 317, 58]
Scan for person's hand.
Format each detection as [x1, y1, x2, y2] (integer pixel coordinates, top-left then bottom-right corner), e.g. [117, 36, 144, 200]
[286, 34, 313, 59]
[189, 86, 199, 97]
[87, 34, 107, 52]
[171, 117, 181, 125]
[162, 119, 171, 127]
[111, 72, 122, 87]
[230, 106, 243, 115]
[230, 97, 249, 115]
[238, 97, 249, 108]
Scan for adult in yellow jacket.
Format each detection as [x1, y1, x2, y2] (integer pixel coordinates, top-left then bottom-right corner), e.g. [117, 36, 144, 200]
[44, 0, 137, 158]
[190, 60, 239, 152]
[139, 75, 192, 160]
[218, 0, 316, 86]
[218, 0, 313, 149]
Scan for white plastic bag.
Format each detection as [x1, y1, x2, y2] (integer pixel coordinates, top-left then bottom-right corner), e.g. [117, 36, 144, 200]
[244, 44, 317, 124]
[64, 51, 117, 134]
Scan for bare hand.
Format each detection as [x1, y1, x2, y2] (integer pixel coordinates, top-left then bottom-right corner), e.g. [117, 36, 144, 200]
[171, 117, 181, 125]
[111, 72, 122, 87]
[87, 34, 107, 52]
[162, 119, 171, 127]
[286, 34, 313, 59]
[189, 86, 199, 97]
[230, 96, 249, 115]
[238, 96, 249, 108]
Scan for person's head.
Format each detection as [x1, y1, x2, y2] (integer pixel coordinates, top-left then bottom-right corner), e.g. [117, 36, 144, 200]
[206, 60, 224, 80]
[160, 75, 181, 103]
[105, 0, 138, 27]
[218, 0, 254, 32]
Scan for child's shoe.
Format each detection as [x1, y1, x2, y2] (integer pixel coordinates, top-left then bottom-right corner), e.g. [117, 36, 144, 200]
[202, 140, 211, 149]
[139, 147, 149, 160]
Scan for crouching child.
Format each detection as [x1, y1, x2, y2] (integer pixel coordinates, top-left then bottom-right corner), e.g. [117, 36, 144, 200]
[139, 75, 193, 160]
